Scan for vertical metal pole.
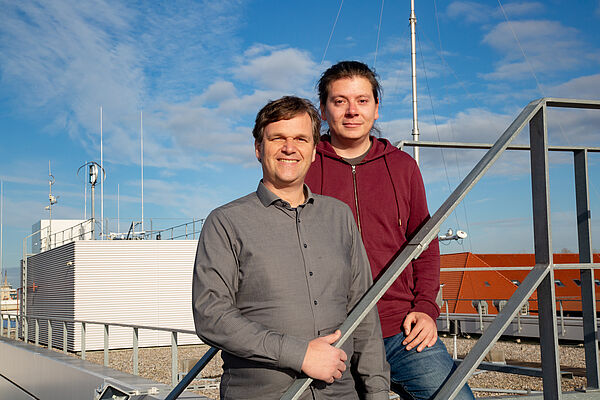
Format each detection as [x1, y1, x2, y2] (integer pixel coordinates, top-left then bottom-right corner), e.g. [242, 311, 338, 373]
[409, 0, 419, 165]
[171, 331, 178, 387]
[133, 327, 139, 376]
[35, 318, 39, 346]
[193, 219, 196, 240]
[559, 300, 565, 336]
[48, 320, 52, 350]
[104, 324, 109, 366]
[24, 316, 28, 343]
[81, 322, 86, 360]
[574, 148, 600, 388]
[529, 105, 561, 399]
[0, 313, 4, 337]
[63, 321, 67, 353]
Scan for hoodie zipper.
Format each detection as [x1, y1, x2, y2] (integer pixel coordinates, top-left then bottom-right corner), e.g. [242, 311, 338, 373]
[352, 165, 361, 233]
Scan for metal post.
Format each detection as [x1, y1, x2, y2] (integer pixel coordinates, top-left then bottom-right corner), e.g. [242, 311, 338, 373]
[445, 301, 450, 330]
[478, 302, 484, 332]
[574, 148, 600, 388]
[23, 316, 28, 343]
[171, 331, 178, 387]
[529, 105, 561, 399]
[559, 300, 565, 336]
[409, 0, 419, 164]
[35, 318, 39, 346]
[133, 327, 139, 376]
[63, 321, 67, 353]
[81, 322, 86, 360]
[0, 313, 3, 337]
[104, 324, 109, 366]
[48, 319, 52, 350]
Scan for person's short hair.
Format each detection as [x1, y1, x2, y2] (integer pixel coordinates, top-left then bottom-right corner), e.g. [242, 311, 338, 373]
[252, 96, 321, 145]
[317, 61, 382, 106]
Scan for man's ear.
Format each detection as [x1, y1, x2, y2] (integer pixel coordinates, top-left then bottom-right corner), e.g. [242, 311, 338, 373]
[255, 140, 262, 163]
[320, 104, 327, 121]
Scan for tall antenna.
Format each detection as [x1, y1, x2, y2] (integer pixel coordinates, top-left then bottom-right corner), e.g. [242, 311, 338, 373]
[410, 0, 420, 165]
[140, 111, 144, 233]
[100, 107, 104, 239]
[117, 184, 120, 233]
[84, 160, 87, 219]
[45, 161, 58, 249]
[1, 180, 3, 295]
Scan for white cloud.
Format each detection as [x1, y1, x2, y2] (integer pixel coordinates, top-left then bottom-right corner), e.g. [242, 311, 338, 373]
[446, 2, 544, 24]
[233, 45, 318, 91]
[481, 20, 595, 81]
[446, 1, 493, 24]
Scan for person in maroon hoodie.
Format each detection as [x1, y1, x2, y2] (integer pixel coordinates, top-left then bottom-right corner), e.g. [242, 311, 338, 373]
[305, 61, 474, 400]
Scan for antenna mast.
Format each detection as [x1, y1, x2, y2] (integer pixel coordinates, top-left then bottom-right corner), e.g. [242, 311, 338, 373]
[410, 0, 420, 165]
[46, 161, 58, 249]
[100, 106, 104, 239]
[141, 111, 144, 233]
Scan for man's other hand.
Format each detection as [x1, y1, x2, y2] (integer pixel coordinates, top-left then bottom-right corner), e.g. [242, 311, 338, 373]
[402, 312, 438, 352]
[301, 329, 347, 383]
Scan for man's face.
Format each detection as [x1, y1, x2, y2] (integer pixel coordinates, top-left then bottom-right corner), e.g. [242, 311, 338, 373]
[255, 112, 316, 191]
[321, 76, 379, 142]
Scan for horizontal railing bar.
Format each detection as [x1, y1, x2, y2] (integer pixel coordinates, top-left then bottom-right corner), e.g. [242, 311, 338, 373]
[545, 98, 600, 109]
[440, 263, 600, 272]
[15, 314, 197, 335]
[398, 140, 600, 153]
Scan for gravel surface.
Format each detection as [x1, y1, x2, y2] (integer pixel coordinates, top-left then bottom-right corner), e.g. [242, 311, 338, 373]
[78, 336, 589, 399]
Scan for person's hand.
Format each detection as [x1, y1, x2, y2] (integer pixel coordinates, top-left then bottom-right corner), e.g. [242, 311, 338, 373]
[402, 312, 438, 352]
[301, 330, 347, 383]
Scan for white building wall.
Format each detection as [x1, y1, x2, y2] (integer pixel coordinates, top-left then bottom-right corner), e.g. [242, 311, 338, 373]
[26, 240, 201, 351]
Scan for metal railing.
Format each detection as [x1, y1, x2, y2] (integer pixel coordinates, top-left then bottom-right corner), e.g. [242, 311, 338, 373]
[0, 312, 200, 388]
[160, 98, 600, 399]
[143, 218, 205, 241]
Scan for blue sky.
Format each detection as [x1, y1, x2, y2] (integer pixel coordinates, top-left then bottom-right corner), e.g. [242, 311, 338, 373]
[1, 0, 600, 286]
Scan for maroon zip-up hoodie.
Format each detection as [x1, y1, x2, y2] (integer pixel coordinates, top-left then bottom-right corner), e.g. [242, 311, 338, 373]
[305, 135, 440, 338]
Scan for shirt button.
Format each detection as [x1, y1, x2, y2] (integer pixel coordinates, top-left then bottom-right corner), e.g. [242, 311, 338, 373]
[314, 300, 318, 305]
[303, 243, 307, 248]
[309, 271, 313, 276]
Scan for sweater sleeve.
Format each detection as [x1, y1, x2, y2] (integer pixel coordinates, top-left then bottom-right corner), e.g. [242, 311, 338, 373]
[406, 163, 441, 320]
[192, 209, 309, 372]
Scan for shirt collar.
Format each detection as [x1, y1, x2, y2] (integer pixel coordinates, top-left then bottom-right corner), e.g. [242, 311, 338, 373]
[256, 180, 315, 208]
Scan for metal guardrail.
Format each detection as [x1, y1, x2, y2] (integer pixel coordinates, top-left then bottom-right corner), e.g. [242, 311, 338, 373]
[161, 98, 600, 400]
[0, 312, 200, 388]
[143, 218, 205, 240]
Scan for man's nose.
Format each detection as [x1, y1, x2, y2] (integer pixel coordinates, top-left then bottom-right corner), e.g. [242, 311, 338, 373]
[345, 101, 358, 115]
[281, 138, 296, 153]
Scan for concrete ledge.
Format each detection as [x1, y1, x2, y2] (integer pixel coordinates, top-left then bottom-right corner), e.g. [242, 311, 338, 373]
[0, 335, 207, 399]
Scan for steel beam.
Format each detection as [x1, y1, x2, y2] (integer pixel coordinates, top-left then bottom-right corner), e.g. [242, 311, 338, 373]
[530, 105, 562, 399]
[574, 149, 600, 388]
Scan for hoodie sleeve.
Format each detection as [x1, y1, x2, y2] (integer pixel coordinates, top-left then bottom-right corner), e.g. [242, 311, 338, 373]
[406, 163, 441, 320]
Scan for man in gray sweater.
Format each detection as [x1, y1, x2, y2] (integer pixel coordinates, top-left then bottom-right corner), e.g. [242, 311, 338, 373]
[193, 96, 389, 399]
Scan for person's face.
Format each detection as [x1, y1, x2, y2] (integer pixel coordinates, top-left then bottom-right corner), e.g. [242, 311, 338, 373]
[255, 112, 316, 191]
[321, 76, 379, 142]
